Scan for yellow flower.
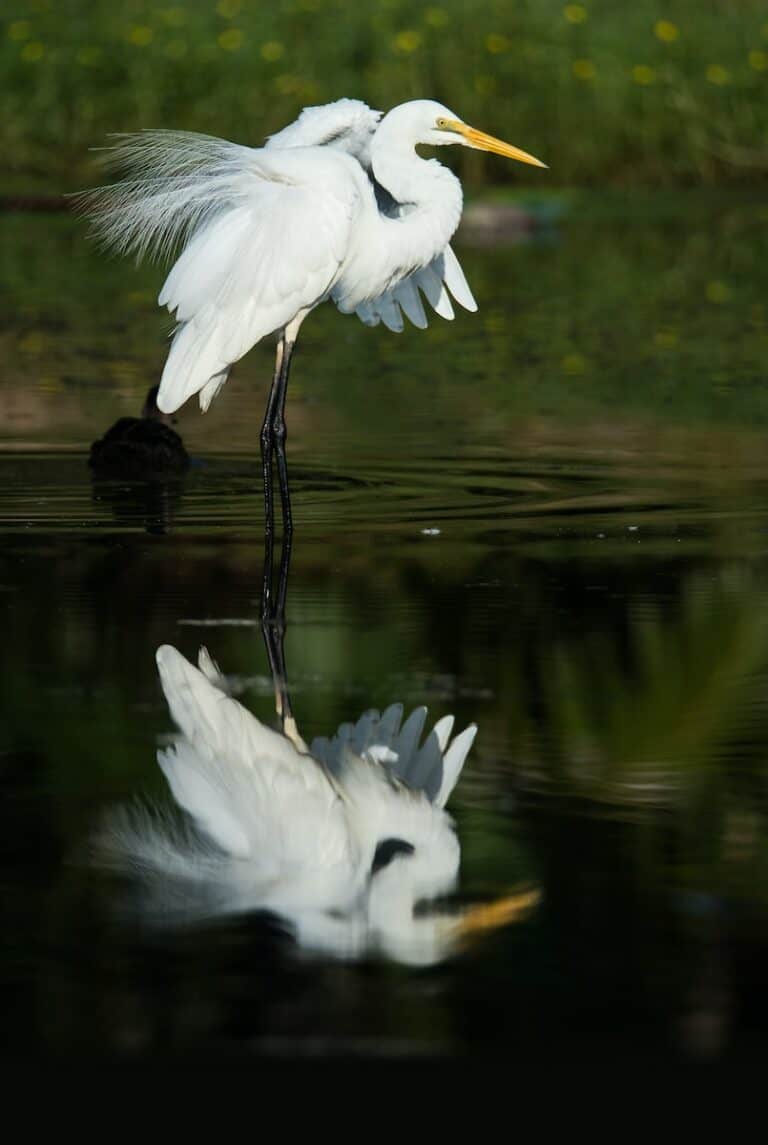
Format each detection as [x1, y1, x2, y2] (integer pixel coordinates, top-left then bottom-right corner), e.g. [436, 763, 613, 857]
[572, 59, 596, 80]
[21, 41, 44, 61]
[654, 20, 679, 43]
[485, 33, 510, 54]
[425, 7, 449, 27]
[393, 30, 422, 53]
[260, 39, 284, 61]
[632, 64, 656, 85]
[127, 25, 153, 47]
[216, 0, 242, 18]
[219, 28, 244, 51]
[8, 20, 31, 40]
[564, 5, 588, 24]
[706, 64, 730, 85]
[562, 353, 587, 375]
[748, 50, 768, 71]
[706, 281, 730, 303]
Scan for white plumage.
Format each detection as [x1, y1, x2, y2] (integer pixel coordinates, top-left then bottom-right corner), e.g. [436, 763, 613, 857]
[97, 644, 479, 963]
[81, 98, 544, 418]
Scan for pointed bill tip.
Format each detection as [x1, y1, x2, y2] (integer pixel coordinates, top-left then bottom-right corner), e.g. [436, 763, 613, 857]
[450, 121, 546, 169]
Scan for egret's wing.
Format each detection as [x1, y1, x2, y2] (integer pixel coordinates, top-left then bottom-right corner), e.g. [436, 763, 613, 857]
[79, 134, 361, 412]
[310, 704, 477, 807]
[266, 98, 382, 167]
[438, 244, 478, 312]
[355, 243, 477, 333]
[155, 645, 348, 868]
[157, 148, 361, 412]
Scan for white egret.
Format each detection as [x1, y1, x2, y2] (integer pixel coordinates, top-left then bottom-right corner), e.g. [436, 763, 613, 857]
[96, 645, 538, 964]
[81, 98, 545, 530]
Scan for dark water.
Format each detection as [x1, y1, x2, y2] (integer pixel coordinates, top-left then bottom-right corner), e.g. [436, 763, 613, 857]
[3, 195, 768, 1061]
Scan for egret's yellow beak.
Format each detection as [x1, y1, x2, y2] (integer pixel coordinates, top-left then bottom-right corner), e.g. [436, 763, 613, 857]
[443, 119, 547, 168]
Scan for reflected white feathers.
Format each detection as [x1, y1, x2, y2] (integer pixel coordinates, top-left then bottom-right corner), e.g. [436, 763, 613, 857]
[97, 644, 479, 964]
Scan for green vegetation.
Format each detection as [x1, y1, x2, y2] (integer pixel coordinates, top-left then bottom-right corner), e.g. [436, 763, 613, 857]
[2, 0, 767, 191]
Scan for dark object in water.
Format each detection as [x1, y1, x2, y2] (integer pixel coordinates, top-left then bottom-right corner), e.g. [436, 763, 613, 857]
[89, 386, 190, 479]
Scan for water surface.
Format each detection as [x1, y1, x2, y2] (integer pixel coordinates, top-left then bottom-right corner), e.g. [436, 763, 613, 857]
[3, 195, 768, 1061]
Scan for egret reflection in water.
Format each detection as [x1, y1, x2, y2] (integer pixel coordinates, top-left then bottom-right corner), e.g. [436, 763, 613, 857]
[95, 533, 539, 964]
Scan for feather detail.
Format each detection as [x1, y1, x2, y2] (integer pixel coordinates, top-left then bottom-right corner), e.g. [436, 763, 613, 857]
[74, 130, 258, 264]
[266, 98, 382, 163]
[442, 244, 478, 312]
[393, 276, 428, 329]
[412, 261, 455, 320]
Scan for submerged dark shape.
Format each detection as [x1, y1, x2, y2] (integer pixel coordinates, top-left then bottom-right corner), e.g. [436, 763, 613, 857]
[89, 385, 190, 480]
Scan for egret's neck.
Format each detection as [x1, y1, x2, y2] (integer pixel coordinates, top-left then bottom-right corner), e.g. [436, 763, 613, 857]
[370, 129, 463, 262]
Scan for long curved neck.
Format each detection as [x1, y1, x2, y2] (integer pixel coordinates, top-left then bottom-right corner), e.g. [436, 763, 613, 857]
[370, 127, 463, 267]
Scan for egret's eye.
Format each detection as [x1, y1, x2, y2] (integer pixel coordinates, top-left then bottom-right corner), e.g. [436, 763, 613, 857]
[372, 837, 415, 875]
[436, 117, 448, 129]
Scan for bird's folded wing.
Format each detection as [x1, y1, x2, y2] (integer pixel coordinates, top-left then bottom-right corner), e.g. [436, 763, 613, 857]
[355, 243, 478, 332]
[78, 134, 362, 412]
[156, 150, 362, 411]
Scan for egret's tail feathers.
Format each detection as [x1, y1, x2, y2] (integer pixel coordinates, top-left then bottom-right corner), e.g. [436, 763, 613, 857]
[94, 799, 227, 882]
[75, 130, 256, 264]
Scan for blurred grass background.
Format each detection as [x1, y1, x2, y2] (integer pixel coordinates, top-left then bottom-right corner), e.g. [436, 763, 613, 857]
[2, 0, 767, 192]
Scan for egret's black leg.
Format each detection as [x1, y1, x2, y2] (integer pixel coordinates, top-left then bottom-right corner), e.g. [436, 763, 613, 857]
[260, 339, 284, 537]
[271, 335, 296, 536]
[261, 502, 275, 620]
[261, 313, 307, 536]
[260, 521, 297, 738]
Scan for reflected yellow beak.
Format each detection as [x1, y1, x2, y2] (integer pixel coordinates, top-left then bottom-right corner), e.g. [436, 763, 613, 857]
[455, 886, 542, 943]
[444, 119, 547, 168]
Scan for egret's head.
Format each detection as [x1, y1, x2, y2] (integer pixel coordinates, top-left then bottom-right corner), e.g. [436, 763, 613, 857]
[366, 810, 462, 941]
[384, 99, 546, 168]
